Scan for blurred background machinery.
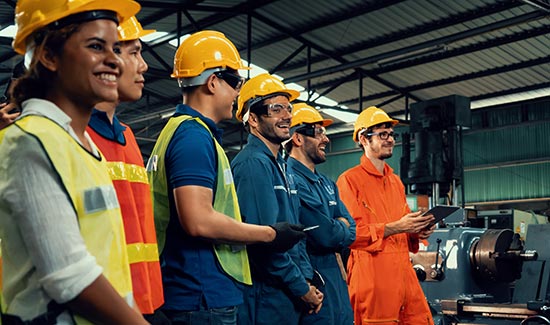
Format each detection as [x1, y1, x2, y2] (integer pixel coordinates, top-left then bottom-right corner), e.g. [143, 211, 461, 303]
[401, 94, 471, 207]
[403, 94, 550, 324]
[411, 214, 550, 325]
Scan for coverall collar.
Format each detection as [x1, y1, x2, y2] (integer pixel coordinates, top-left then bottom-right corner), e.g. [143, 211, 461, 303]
[246, 133, 284, 161]
[360, 154, 393, 178]
[287, 156, 320, 183]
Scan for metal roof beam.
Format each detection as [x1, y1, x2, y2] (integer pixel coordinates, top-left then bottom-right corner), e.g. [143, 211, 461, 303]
[309, 26, 549, 92]
[338, 57, 550, 105]
[278, 1, 526, 73]
[142, 43, 172, 72]
[269, 44, 307, 75]
[284, 11, 547, 83]
[146, 0, 282, 48]
[253, 12, 416, 101]
[370, 26, 549, 75]
[520, 0, 550, 12]
[471, 82, 550, 100]
[250, 0, 406, 51]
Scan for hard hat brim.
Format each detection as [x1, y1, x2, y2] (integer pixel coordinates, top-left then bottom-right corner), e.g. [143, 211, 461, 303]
[13, 0, 140, 54]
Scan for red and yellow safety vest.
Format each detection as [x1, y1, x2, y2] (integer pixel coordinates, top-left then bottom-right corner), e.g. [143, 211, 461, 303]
[88, 124, 164, 314]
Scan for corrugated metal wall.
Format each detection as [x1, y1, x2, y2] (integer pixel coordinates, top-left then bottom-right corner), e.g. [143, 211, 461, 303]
[317, 98, 550, 205]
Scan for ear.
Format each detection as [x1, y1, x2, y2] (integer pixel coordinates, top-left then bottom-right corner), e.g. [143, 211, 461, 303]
[36, 46, 59, 73]
[248, 112, 259, 128]
[291, 133, 303, 147]
[205, 73, 217, 95]
[358, 134, 369, 148]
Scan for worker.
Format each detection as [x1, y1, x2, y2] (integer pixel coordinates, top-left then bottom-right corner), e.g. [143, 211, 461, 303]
[336, 106, 435, 324]
[0, 60, 25, 130]
[285, 103, 356, 324]
[0, 0, 148, 323]
[232, 74, 324, 324]
[146, 31, 305, 324]
[86, 16, 168, 324]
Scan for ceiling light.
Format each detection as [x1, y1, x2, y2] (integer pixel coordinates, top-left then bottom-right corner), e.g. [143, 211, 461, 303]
[0, 25, 16, 38]
[140, 31, 168, 43]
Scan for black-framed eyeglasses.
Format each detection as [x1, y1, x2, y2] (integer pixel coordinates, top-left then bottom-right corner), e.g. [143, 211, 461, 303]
[214, 71, 246, 90]
[366, 131, 398, 140]
[296, 124, 327, 139]
[263, 103, 293, 118]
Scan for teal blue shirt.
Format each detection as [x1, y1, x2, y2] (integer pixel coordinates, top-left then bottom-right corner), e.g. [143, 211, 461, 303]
[231, 134, 312, 297]
[287, 157, 356, 324]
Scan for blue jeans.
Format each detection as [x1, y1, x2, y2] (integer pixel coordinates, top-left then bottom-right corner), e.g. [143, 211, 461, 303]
[163, 305, 238, 325]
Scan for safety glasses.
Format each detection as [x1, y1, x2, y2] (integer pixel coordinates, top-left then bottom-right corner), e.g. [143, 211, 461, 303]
[263, 103, 293, 118]
[296, 124, 327, 139]
[366, 131, 398, 140]
[214, 70, 246, 90]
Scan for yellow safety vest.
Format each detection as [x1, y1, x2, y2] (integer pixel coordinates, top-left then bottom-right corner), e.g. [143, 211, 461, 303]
[147, 115, 252, 285]
[1, 115, 133, 323]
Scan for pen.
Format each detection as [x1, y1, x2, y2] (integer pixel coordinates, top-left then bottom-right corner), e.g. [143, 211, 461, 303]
[303, 225, 320, 232]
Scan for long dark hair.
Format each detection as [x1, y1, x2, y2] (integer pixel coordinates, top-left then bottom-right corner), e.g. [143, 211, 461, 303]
[12, 24, 80, 108]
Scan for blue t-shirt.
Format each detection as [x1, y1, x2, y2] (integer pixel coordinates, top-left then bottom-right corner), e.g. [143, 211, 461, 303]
[161, 104, 242, 311]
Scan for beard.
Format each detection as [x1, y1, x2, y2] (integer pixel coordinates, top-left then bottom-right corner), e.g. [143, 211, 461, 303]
[257, 116, 290, 145]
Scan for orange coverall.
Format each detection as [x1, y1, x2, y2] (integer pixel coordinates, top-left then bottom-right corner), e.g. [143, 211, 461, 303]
[336, 155, 433, 325]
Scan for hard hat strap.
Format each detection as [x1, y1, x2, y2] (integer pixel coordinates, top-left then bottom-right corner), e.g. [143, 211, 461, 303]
[177, 67, 223, 88]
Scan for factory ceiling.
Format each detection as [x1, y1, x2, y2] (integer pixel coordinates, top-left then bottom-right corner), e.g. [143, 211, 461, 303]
[1, 0, 549, 159]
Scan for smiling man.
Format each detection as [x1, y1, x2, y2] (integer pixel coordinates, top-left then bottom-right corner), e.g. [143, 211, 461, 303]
[336, 106, 435, 325]
[285, 103, 356, 325]
[232, 75, 324, 324]
[146, 32, 305, 325]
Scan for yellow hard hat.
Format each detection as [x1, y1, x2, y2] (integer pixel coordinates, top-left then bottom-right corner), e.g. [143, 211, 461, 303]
[171, 30, 248, 79]
[118, 16, 155, 42]
[13, 0, 140, 54]
[236, 73, 300, 122]
[353, 106, 398, 141]
[290, 103, 332, 128]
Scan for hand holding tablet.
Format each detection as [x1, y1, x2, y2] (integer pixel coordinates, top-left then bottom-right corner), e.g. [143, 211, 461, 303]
[421, 205, 461, 227]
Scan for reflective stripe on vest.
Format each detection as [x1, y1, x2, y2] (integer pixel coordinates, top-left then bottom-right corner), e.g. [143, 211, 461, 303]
[126, 243, 160, 264]
[106, 161, 149, 184]
[15, 116, 133, 318]
[147, 115, 252, 285]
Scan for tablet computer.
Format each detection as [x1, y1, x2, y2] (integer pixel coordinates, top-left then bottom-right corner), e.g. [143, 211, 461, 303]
[422, 205, 461, 226]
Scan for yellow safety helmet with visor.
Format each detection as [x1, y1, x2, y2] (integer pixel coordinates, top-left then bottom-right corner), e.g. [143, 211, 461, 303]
[13, 0, 140, 54]
[353, 106, 398, 142]
[236, 73, 300, 124]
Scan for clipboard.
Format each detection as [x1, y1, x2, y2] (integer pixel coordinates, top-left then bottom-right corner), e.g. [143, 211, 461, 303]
[422, 205, 461, 226]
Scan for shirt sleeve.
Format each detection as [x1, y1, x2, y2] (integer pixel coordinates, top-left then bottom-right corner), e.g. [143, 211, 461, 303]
[3, 133, 102, 303]
[334, 179, 357, 246]
[336, 172, 386, 253]
[232, 156, 310, 297]
[166, 121, 217, 190]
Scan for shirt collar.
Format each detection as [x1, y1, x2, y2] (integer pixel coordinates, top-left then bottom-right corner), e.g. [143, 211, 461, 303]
[19, 98, 100, 157]
[21, 98, 72, 131]
[287, 156, 319, 182]
[360, 154, 393, 177]
[246, 133, 284, 161]
[175, 104, 224, 142]
[88, 108, 127, 144]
